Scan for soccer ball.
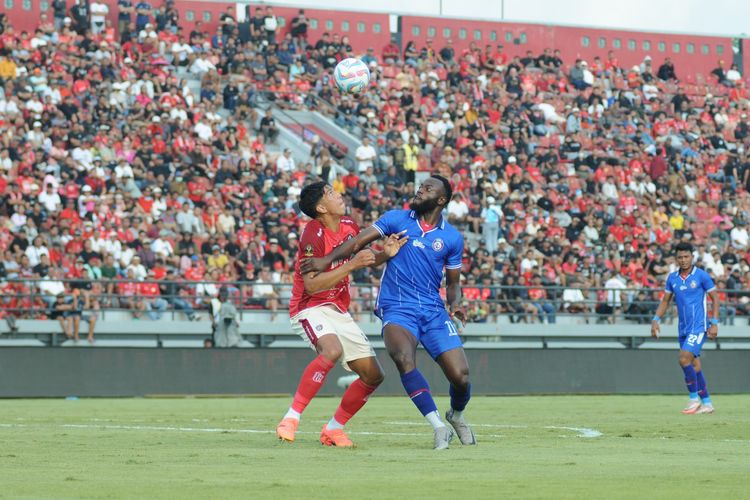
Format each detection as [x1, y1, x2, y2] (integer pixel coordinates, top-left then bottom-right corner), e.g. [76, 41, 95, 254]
[333, 58, 371, 94]
[337, 374, 360, 389]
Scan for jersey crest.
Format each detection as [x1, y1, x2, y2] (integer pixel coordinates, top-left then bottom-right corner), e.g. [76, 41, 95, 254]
[432, 238, 444, 252]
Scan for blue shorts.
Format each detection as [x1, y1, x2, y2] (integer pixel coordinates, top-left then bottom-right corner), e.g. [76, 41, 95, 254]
[376, 305, 463, 359]
[679, 331, 707, 356]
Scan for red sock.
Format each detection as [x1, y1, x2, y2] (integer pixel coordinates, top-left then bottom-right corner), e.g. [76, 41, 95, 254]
[333, 379, 378, 425]
[290, 355, 335, 413]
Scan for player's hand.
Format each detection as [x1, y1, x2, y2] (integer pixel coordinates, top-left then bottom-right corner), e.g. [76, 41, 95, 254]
[708, 324, 718, 339]
[383, 230, 409, 258]
[300, 256, 330, 274]
[450, 307, 466, 327]
[350, 249, 376, 270]
[651, 321, 660, 339]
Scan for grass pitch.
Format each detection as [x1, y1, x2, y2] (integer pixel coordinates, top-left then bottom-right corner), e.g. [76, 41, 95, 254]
[0, 395, 748, 499]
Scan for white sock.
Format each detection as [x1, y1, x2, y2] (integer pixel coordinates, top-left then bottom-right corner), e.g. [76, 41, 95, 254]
[450, 409, 464, 421]
[326, 417, 344, 430]
[284, 408, 301, 420]
[425, 410, 446, 430]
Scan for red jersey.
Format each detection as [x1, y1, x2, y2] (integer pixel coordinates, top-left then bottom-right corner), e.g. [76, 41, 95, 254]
[289, 217, 360, 317]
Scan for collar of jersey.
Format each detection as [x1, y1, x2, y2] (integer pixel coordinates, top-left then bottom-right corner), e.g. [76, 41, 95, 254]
[408, 210, 445, 231]
[678, 266, 696, 280]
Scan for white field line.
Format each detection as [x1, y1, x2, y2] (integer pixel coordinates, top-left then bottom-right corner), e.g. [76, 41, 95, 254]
[0, 421, 601, 439]
[0, 422, 506, 439]
[385, 420, 603, 438]
[544, 426, 603, 438]
[7, 421, 747, 443]
[384, 420, 528, 429]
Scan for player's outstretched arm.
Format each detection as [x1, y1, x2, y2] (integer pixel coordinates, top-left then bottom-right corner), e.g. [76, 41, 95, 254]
[300, 226, 385, 274]
[651, 292, 673, 339]
[303, 250, 376, 294]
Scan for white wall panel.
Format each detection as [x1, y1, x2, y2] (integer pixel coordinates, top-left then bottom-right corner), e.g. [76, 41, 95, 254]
[246, 0, 749, 37]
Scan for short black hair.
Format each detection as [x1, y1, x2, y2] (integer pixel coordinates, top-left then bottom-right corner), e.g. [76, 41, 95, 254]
[675, 242, 694, 254]
[298, 181, 327, 219]
[431, 174, 452, 206]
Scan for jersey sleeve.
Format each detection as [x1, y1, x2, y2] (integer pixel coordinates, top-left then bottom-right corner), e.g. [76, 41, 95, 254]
[445, 232, 464, 270]
[298, 223, 326, 259]
[664, 274, 674, 294]
[701, 270, 716, 293]
[372, 210, 401, 237]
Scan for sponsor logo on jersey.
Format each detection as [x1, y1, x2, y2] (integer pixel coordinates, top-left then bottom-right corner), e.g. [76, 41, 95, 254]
[432, 238, 444, 252]
[412, 240, 425, 249]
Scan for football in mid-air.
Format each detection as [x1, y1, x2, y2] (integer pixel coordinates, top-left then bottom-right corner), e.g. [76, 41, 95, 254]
[333, 57, 371, 93]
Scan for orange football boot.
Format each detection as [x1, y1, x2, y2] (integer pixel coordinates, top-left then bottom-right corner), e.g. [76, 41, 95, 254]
[276, 418, 299, 442]
[319, 425, 354, 448]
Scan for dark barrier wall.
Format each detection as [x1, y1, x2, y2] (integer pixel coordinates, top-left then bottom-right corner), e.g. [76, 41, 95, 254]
[1, 348, 749, 397]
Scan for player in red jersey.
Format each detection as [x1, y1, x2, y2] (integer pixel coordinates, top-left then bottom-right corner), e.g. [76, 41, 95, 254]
[276, 181, 407, 447]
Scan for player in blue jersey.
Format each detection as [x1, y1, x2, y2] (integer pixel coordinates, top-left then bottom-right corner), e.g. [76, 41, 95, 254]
[301, 175, 475, 449]
[651, 242, 719, 414]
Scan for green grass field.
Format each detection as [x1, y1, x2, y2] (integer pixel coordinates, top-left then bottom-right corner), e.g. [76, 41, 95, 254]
[1, 395, 748, 499]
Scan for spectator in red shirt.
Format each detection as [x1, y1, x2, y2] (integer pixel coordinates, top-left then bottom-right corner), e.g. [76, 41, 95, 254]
[649, 148, 668, 181]
[139, 271, 168, 320]
[528, 275, 556, 324]
[117, 268, 146, 319]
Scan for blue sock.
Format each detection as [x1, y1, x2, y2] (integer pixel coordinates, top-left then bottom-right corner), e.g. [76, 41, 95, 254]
[449, 382, 471, 412]
[696, 371, 711, 405]
[682, 365, 698, 400]
[400, 369, 438, 417]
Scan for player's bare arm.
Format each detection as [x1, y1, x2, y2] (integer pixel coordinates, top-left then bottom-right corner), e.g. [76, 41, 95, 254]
[651, 292, 673, 339]
[707, 289, 720, 339]
[300, 228, 406, 273]
[302, 249, 376, 294]
[445, 268, 465, 325]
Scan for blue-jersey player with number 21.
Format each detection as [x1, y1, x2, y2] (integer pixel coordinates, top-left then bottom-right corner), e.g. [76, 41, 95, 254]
[301, 175, 475, 450]
[651, 242, 719, 415]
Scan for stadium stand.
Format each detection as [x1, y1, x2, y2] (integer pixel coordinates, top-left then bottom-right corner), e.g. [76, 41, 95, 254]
[1, 2, 750, 347]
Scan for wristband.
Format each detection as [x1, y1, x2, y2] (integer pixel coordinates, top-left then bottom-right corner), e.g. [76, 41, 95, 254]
[652, 315, 661, 323]
[710, 318, 719, 325]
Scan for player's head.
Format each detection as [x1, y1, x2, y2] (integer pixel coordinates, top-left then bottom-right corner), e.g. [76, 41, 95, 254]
[674, 242, 694, 271]
[410, 175, 452, 215]
[298, 181, 345, 219]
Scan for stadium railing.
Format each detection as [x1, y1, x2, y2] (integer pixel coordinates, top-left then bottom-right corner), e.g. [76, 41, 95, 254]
[1, 279, 748, 349]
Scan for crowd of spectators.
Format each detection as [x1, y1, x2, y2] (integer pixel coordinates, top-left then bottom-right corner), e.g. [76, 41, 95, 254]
[1, 3, 750, 330]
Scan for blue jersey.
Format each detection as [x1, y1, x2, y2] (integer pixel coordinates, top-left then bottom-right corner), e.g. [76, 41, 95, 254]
[373, 209, 463, 312]
[665, 267, 716, 336]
